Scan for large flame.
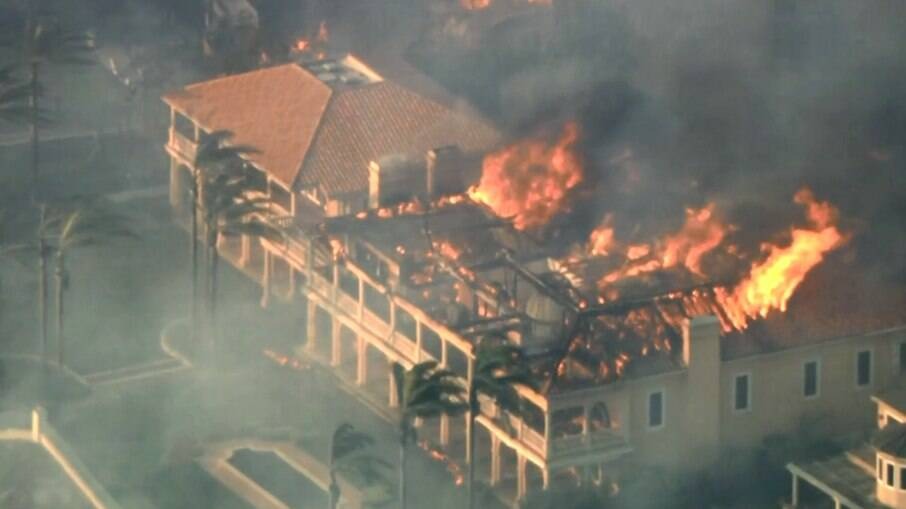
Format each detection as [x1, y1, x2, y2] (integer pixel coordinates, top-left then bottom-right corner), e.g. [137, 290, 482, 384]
[468, 122, 583, 230]
[593, 203, 731, 289]
[718, 188, 848, 330]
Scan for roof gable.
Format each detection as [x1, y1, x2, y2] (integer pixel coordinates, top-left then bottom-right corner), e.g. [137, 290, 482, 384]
[163, 64, 332, 188]
[300, 81, 501, 195]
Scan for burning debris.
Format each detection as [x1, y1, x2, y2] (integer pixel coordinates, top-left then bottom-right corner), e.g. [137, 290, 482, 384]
[291, 20, 329, 56]
[468, 122, 583, 230]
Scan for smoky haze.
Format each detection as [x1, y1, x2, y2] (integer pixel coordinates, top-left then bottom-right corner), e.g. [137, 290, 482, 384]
[0, 1, 904, 508]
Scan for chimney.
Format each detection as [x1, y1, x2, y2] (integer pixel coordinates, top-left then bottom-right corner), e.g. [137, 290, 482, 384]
[426, 146, 464, 199]
[682, 315, 722, 466]
[368, 155, 425, 209]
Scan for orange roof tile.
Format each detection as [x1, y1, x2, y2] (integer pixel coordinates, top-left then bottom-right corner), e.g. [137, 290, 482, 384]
[163, 62, 501, 195]
[162, 64, 332, 188]
[301, 81, 500, 195]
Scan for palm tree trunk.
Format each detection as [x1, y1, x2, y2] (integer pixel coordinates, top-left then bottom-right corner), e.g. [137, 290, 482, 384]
[37, 204, 48, 363]
[327, 449, 339, 509]
[468, 395, 477, 509]
[37, 236, 47, 362]
[209, 236, 219, 345]
[54, 250, 65, 367]
[399, 430, 407, 509]
[190, 177, 199, 342]
[29, 61, 40, 203]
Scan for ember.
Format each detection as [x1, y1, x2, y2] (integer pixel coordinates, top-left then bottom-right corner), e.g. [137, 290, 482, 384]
[468, 122, 583, 230]
[418, 439, 465, 486]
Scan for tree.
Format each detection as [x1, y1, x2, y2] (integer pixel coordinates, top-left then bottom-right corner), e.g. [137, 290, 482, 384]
[1, 8, 95, 201]
[391, 360, 467, 509]
[48, 199, 134, 366]
[327, 422, 391, 509]
[466, 338, 536, 509]
[190, 130, 259, 343]
[197, 162, 284, 346]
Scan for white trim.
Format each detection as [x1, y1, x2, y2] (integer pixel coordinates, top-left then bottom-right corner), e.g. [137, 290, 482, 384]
[646, 388, 665, 431]
[732, 372, 752, 413]
[803, 358, 821, 400]
[855, 348, 874, 389]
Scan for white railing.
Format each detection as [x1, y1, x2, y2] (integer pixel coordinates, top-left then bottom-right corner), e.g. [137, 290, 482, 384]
[168, 128, 196, 161]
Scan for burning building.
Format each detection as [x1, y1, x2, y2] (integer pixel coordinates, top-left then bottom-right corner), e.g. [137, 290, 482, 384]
[161, 53, 906, 505]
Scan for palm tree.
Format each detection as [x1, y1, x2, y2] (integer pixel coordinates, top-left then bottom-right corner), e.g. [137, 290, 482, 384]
[391, 360, 467, 509]
[48, 200, 134, 366]
[327, 422, 391, 509]
[190, 130, 260, 343]
[2, 205, 56, 362]
[198, 165, 283, 346]
[2, 10, 95, 200]
[466, 339, 536, 509]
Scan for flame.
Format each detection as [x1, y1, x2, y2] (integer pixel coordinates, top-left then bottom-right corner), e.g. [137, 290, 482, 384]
[292, 21, 329, 54]
[718, 188, 848, 330]
[588, 214, 615, 256]
[593, 203, 731, 290]
[418, 440, 464, 486]
[461, 0, 490, 9]
[468, 122, 583, 230]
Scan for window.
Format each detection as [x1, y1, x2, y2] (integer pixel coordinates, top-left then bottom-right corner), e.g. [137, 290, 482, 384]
[804, 360, 820, 398]
[900, 467, 906, 489]
[888, 463, 895, 487]
[648, 391, 664, 429]
[733, 373, 751, 412]
[899, 341, 906, 375]
[857, 350, 873, 387]
[879, 458, 884, 480]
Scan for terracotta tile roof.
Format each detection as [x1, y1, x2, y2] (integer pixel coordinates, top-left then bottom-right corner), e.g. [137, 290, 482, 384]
[300, 81, 501, 195]
[162, 64, 332, 188]
[163, 63, 501, 195]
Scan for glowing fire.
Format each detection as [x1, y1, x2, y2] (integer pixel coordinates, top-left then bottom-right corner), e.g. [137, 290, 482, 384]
[461, 0, 551, 9]
[718, 188, 848, 330]
[468, 122, 583, 230]
[292, 21, 329, 54]
[594, 203, 731, 289]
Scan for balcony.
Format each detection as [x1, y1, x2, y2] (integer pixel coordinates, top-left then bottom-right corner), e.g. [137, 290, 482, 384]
[168, 128, 197, 163]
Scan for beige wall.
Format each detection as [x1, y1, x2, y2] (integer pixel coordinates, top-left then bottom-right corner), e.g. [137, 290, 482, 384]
[719, 329, 906, 450]
[574, 327, 906, 470]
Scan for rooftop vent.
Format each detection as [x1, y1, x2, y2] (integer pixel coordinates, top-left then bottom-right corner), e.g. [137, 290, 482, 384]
[297, 53, 383, 88]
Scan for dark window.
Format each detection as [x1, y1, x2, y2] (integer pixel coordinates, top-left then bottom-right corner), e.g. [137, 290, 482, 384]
[395, 307, 417, 342]
[363, 284, 389, 323]
[734, 374, 750, 411]
[173, 112, 195, 139]
[648, 391, 664, 428]
[879, 458, 884, 479]
[899, 342, 906, 374]
[338, 266, 359, 300]
[421, 327, 443, 361]
[804, 361, 819, 398]
[270, 182, 293, 211]
[901, 467, 906, 489]
[888, 463, 895, 487]
[857, 350, 872, 387]
[447, 347, 469, 378]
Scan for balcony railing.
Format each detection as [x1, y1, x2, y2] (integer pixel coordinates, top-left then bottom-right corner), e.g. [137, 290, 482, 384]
[168, 128, 197, 162]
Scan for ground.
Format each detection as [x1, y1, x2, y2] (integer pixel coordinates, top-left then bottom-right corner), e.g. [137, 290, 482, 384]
[0, 188, 478, 508]
[0, 442, 94, 508]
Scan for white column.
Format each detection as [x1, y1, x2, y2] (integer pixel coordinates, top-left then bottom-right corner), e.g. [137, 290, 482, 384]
[330, 320, 342, 367]
[439, 414, 450, 446]
[389, 365, 399, 408]
[356, 337, 367, 385]
[260, 250, 271, 308]
[490, 436, 501, 486]
[517, 455, 527, 497]
[305, 301, 318, 351]
[357, 277, 364, 320]
[791, 474, 799, 506]
[239, 235, 250, 266]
